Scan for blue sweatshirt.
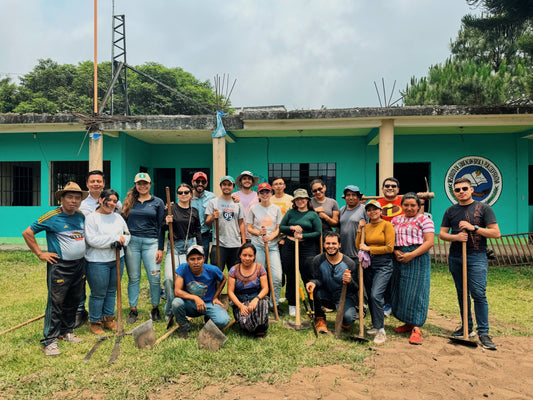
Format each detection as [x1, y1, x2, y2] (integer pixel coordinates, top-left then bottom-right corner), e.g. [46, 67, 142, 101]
[123, 196, 166, 250]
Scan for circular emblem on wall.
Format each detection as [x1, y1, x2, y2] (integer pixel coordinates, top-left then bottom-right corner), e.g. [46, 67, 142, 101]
[445, 156, 502, 206]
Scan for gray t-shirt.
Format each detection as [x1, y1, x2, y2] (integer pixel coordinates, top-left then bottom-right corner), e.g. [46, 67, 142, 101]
[311, 197, 339, 233]
[205, 197, 244, 248]
[339, 204, 368, 258]
[246, 203, 282, 248]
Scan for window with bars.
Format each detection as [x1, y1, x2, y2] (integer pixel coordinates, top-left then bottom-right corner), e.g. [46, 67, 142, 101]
[268, 162, 337, 199]
[0, 162, 41, 206]
[50, 161, 111, 205]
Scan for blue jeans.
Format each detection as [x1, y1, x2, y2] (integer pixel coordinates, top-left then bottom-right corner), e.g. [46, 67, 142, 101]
[86, 258, 124, 322]
[255, 243, 282, 306]
[163, 238, 197, 316]
[201, 232, 212, 263]
[448, 252, 490, 335]
[125, 235, 161, 308]
[363, 254, 393, 330]
[315, 289, 357, 325]
[171, 297, 230, 331]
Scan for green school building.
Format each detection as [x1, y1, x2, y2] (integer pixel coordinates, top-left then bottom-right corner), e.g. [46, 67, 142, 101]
[1, 105, 533, 245]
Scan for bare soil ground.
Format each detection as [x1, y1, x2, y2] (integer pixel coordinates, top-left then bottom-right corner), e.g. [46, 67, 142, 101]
[152, 310, 533, 400]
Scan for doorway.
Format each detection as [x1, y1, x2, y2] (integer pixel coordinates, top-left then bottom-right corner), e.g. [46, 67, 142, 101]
[153, 168, 175, 201]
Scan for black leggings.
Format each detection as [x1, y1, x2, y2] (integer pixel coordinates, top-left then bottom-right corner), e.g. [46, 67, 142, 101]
[210, 246, 240, 273]
[281, 240, 317, 306]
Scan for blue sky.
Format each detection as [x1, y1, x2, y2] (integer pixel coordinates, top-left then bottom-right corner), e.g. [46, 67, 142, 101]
[0, 1, 480, 110]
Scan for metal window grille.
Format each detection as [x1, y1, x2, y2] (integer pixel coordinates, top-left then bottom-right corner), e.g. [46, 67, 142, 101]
[0, 162, 41, 206]
[268, 162, 337, 199]
[50, 161, 111, 205]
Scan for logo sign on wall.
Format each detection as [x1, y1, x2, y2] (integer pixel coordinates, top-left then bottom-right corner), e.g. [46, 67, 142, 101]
[445, 156, 502, 206]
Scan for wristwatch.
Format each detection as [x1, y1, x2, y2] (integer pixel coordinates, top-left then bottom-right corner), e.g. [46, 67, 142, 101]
[473, 225, 479, 232]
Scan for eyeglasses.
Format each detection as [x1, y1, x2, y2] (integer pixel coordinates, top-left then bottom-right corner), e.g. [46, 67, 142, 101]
[177, 190, 191, 195]
[259, 190, 271, 195]
[454, 187, 470, 193]
[312, 187, 323, 193]
[383, 184, 397, 189]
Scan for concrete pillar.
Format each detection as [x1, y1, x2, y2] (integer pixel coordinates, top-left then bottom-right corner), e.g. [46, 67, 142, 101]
[378, 119, 394, 196]
[212, 137, 226, 196]
[89, 133, 103, 172]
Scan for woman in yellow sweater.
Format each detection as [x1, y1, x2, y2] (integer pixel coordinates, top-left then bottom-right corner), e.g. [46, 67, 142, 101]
[356, 200, 395, 345]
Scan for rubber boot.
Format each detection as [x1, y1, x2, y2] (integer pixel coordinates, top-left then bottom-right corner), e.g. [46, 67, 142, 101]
[90, 322, 105, 336]
[102, 316, 117, 331]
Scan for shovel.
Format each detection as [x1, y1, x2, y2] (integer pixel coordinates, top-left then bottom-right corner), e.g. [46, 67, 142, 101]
[165, 187, 178, 329]
[351, 227, 369, 343]
[264, 241, 279, 321]
[449, 235, 478, 348]
[197, 319, 229, 351]
[109, 247, 125, 364]
[131, 319, 156, 349]
[334, 269, 350, 339]
[284, 239, 310, 331]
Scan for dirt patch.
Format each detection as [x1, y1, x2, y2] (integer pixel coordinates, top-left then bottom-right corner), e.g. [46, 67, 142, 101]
[151, 311, 533, 400]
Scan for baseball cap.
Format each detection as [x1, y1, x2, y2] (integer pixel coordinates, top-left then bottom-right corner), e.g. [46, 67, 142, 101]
[342, 185, 361, 198]
[257, 182, 272, 192]
[292, 188, 310, 200]
[192, 172, 208, 181]
[220, 175, 235, 184]
[186, 244, 205, 257]
[365, 199, 382, 210]
[134, 172, 151, 183]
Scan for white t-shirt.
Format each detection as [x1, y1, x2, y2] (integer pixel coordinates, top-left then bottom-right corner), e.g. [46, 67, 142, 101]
[246, 203, 282, 248]
[205, 197, 244, 248]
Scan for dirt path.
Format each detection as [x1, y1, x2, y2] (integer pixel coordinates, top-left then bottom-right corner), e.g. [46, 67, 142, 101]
[153, 311, 533, 400]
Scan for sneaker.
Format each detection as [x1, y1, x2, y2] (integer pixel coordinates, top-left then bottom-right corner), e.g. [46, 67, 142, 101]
[315, 317, 328, 334]
[451, 327, 476, 338]
[289, 306, 296, 317]
[279, 297, 287, 303]
[395, 323, 414, 333]
[409, 327, 422, 345]
[74, 309, 88, 329]
[42, 340, 61, 356]
[374, 330, 386, 345]
[479, 335, 497, 350]
[151, 307, 161, 322]
[383, 304, 391, 318]
[367, 327, 378, 336]
[126, 309, 138, 324]
[60, 333, 83, 343]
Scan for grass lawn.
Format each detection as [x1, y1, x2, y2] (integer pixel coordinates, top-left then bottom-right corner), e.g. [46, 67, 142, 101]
[0, 251, 531, 399]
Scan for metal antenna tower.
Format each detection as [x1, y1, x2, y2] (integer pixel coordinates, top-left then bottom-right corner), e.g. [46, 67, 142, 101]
[111, 11, 130, 115]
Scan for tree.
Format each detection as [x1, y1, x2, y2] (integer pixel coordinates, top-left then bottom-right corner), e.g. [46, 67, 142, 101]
[402, 3, 533, 106]
[2, 59, 222, 115]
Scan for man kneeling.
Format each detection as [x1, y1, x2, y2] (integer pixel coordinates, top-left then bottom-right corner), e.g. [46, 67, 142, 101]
[306, 231, 357, 334]
[171, 245, 230, 338]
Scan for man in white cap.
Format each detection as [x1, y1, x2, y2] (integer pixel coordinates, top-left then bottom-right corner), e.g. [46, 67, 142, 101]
[234, 171, 259, 241]
[171, 244, 230, 338]
[22, 182, 89, 356]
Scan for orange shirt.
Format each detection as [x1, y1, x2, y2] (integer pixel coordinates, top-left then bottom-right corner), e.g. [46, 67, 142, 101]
[377, 196, 403, 222]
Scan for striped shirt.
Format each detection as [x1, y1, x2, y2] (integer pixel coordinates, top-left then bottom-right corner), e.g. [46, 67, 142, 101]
[391, 214, 434, 247]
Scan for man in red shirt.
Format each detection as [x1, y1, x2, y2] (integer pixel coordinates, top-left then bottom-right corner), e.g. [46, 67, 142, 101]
[377, 177, 403, 222]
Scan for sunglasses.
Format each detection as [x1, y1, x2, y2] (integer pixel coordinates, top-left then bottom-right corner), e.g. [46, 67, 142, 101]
[177, 190, 191, 195]
[383, 184, 398, 189]
[454, 187, 470, 193]
[194, 180, 206, 184]
[312, 187, 324, 193]
[259, 190, 271, 195]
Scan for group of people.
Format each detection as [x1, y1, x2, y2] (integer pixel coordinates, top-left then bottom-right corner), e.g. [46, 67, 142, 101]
[22, 169, 500, 356]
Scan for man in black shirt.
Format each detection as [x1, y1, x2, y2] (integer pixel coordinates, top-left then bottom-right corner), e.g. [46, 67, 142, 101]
[439, 177, 500, 350]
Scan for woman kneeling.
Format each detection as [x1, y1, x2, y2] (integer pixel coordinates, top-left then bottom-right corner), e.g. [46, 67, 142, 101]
[228, 243, 269, 337]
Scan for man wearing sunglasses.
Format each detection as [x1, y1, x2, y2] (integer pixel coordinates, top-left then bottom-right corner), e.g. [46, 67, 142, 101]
[439, 177, 500, 350]
[377, 177, 403, 222]
[191, 172, 216, 259]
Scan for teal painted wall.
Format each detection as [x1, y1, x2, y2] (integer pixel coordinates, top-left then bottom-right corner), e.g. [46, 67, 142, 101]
[1, 129, 531, 241]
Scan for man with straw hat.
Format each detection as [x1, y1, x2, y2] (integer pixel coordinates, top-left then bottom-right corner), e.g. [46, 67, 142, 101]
[22, 182, 89, 356]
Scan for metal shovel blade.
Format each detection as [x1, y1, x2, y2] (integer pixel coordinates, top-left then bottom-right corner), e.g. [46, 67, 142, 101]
[131, 320, 156, 349]
[197, 319, 228, 351]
